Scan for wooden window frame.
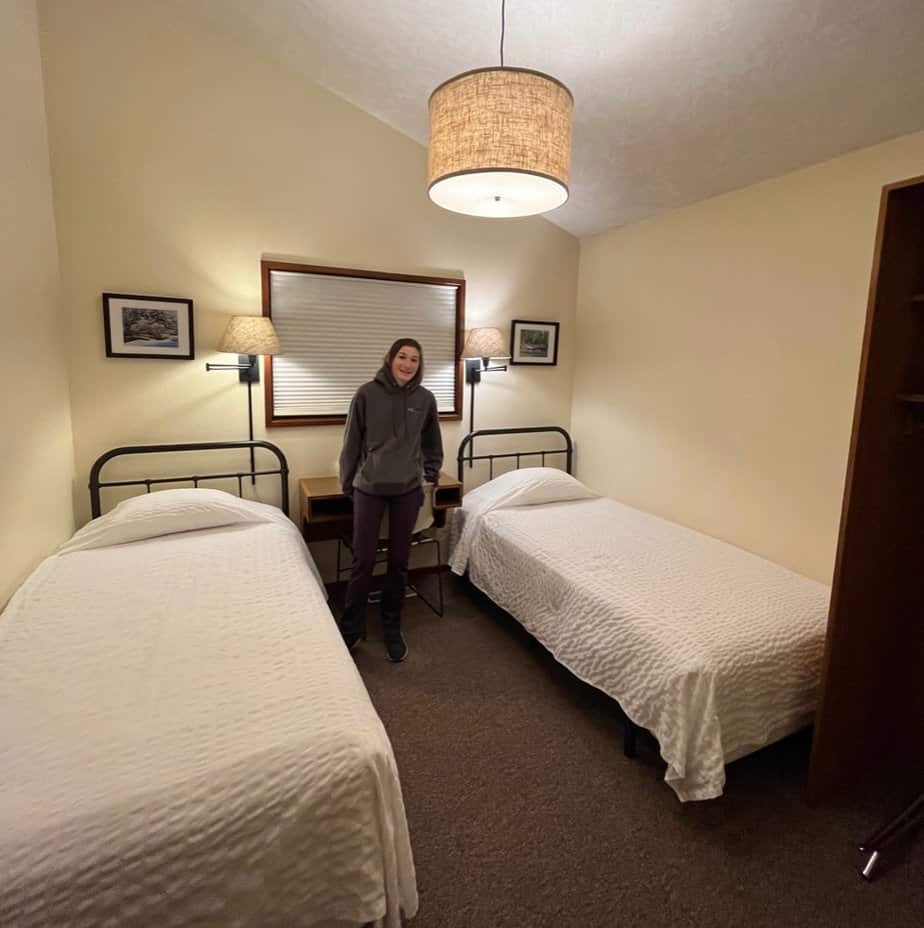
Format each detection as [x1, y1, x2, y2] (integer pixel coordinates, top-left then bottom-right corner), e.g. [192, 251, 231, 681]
[261, 260, 465, 428]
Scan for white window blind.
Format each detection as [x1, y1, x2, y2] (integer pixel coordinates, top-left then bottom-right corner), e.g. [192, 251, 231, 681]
[266, 266, 462, 423]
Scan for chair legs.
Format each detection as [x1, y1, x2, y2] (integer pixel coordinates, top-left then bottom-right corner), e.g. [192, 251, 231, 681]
[857, 792, 924, 881]
[407, 536, 444, 617]
[336, 534, 444, 618]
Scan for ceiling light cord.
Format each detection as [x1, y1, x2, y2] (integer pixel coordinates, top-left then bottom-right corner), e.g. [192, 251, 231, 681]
[500, 0, 506, 67]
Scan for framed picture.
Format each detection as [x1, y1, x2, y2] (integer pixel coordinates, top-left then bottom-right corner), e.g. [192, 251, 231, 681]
[509, 319, 560, 366]
[102, 293, 195, 360]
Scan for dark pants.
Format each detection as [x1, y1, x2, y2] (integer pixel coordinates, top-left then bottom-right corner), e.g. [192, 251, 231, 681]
[341, 486, 424, 634]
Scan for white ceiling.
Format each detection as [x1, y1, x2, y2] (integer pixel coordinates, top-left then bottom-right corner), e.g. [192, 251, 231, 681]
[175, 0, 924, 238]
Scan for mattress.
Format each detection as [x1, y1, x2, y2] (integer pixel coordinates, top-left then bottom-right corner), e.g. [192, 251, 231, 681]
[0, 492, 417, 927]
[455, 496, 830, 801]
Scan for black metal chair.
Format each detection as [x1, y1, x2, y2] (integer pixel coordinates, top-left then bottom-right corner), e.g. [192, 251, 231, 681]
[857, 791, 924, 880]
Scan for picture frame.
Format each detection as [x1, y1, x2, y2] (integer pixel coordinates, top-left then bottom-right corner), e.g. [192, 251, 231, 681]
[509, 319, 560, 366]
[102, 292, 195, 360]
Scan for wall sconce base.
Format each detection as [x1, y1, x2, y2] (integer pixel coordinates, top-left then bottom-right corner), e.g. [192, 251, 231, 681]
[465, 358, 483, 385]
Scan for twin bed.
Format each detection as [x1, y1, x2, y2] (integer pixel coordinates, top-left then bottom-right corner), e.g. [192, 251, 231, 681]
[0, 441, 416, 928]
[451, 427, 831, 802]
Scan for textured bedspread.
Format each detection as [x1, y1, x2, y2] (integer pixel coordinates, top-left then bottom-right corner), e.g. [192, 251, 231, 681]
[0, 507, 416, 926]
[454, 497, 830, 801]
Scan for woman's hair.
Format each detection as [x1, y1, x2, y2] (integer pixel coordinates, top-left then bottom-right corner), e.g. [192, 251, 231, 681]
[383, 338, 424, 378]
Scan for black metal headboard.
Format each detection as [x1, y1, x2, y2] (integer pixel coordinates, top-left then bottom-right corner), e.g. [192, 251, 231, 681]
[457, 427, 573, 481]
[89, 440, 290, 518]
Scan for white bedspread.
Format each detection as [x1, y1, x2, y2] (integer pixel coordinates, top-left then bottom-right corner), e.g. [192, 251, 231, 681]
[453, 496, 830, 801]
[0, 497, 416, 926]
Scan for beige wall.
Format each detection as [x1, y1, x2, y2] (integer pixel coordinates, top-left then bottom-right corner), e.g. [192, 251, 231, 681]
[0, 0, 75, 607]
[39, 0, 578, 528]
[574, 131, 924, 584]
[38, 0, 914, 591]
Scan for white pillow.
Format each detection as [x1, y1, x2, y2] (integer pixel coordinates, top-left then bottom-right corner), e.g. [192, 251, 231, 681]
[462, 466, 598, 512]
[59, 488, 278, 554]
[449, 468, 598, 576]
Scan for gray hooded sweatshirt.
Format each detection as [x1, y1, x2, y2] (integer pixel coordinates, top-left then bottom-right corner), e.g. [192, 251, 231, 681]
[339, 365, 444, 496]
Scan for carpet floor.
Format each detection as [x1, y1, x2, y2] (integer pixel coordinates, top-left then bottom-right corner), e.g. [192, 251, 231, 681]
[349, 575, 923, 928]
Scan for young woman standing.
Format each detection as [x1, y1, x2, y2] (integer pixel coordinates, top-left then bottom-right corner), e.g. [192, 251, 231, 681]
[338, 338, 444, 661]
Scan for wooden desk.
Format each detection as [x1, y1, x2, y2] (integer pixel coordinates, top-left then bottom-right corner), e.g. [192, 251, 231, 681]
[300, 472, 462, 543]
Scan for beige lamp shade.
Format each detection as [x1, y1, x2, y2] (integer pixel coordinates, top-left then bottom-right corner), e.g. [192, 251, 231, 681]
[428, 67, 573, 218]
[217, 316, 280, 355]
[462, 327, 509, 360]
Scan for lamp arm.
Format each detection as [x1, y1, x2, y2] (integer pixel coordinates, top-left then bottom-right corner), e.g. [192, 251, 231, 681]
[206, 355, 260, 483]
[462, 356, 508, 467]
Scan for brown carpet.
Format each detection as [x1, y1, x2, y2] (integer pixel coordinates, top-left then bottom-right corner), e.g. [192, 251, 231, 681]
[349, 575, 923, 928]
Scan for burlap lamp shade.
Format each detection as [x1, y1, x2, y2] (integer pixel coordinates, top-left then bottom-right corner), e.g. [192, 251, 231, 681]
[428, 67, 573, 218]
[217, 316, 280, 356]
[461, 327, 509, 361]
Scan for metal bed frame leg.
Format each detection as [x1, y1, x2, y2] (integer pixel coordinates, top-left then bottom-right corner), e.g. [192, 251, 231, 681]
[623, 718, 639, 759]
[857, 792, 924, 881]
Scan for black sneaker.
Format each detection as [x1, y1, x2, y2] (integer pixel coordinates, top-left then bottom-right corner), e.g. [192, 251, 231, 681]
[342, 629, 365, 653]
[339, 607, 366, 653]
[382, 619, 408, 663]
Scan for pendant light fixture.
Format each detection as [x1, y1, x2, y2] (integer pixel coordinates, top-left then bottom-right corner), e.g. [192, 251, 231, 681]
[427, 0, 573, 219]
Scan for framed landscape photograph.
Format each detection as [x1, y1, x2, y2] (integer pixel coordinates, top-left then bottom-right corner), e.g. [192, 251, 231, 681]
[102, 293, 195, 360]
[509, 319, 560, 366]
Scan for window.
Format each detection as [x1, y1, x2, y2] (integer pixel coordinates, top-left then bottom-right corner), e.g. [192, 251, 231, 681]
[262, 261, 464, 427]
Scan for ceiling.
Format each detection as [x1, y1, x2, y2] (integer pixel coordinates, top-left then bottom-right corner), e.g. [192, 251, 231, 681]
[175, 0, 924, 238]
